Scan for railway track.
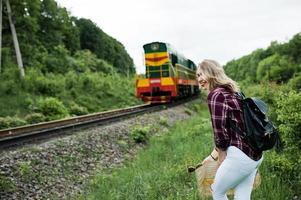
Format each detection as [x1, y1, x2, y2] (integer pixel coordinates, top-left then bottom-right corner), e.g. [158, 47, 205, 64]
[0, 103, 160, 150]
[0, 96, 198, 150]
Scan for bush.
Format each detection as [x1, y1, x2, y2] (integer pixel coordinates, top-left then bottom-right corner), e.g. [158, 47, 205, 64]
[256, 54, 296, 83]
[24, 69, 66, 96]
[25, 113, 46, 124]
[272, 91, 301, 193]
[0, 118, 10, 129]
[0, 116, 27, 129]
[0, 79, 19, 95]
[68, 103, 89, 116]
[36, 78, 61, 96]
[158, 116, 168, 126]
[44, 45, 75, 74]
[130, 126, 150, 143]
[288, 73, 301, 91]
[276, 91, 301, 152]
[96, 59, 114, 74]
[74, 50, 114, 73]
[36, 97, 69, 121]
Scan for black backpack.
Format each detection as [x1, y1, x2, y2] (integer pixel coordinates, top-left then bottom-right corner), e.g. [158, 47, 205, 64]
[230, 92, 281, 152]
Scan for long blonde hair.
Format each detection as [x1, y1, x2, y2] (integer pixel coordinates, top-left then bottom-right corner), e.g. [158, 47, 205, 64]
[197, 59, 240, 93]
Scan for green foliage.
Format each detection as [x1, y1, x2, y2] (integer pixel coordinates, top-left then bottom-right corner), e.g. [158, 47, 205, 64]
[225, 33, 301, 84]
[73, 50, 114, 73]
[38, 0, 80, 53]
[44, 45, 75, 74]
[25, 113, 46, 124]
[0, 66, 139, 116]
[36, 97, 69, 121]
[0, 175, 16, 193]
[0, 68, 140, 122]
[68, 103, 89, 116]
[0, 67, 21, 95]
[18, 162, 31, 178]
[158, 116, 168, 126]
[2, 0, 80, 69]
[0, 116, 27, 129]
[0, 0, 140, 127]
[272, 91, 301, 192]
[186, 100, 205, 113]
[280, 33, 301, 63]
[0, 118, 10, 129]
[256, 54, 295, 83]
[224, 48, 272, 83]
[1, 0, 134, 76]
[75, 18, 135, 75]
[276, 91, 301, 152]
[288, 73, 301, 90]
[1, 47, 15, 68]
[131, 126, 150, 143]
[30, 74, 65, 96]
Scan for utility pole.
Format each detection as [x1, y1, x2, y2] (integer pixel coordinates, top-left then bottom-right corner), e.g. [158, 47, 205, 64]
[5, 0, 25, 77]
[0, 0, 2, 73]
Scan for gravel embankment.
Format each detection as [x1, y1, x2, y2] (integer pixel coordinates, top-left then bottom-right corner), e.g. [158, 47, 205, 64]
[0, 103, 196, 200]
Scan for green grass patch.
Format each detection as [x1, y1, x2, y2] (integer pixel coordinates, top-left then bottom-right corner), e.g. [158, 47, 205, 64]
[78, 102, 293, 200]
[130, 125, 151, 144]
[0, 175, 16, 193]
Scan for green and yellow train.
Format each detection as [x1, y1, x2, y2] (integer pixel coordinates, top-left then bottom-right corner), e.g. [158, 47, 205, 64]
[136, 42, 199, 103]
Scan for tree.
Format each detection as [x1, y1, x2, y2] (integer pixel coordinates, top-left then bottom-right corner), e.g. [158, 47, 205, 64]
[76, 18, 135, 76]
[256, 54, 295, 83]
[38, 0, 79, 53]
[225, 33, 301, 84]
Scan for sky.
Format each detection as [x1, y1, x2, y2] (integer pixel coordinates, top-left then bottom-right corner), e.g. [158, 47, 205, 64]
[56, 0, 301, 74]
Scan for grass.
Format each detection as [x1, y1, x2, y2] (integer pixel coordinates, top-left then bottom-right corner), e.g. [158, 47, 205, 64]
[78, 102, 293, 200]
[0, 175, 16, 193]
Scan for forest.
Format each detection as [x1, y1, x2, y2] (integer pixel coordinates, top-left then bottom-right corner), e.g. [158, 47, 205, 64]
[0, 0, 140, 128]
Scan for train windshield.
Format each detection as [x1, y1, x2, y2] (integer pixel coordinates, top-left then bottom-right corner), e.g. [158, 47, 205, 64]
[146, 65, 169, 78]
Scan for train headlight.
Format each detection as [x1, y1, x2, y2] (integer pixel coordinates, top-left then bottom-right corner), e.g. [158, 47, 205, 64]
[151, 43, 159, 51]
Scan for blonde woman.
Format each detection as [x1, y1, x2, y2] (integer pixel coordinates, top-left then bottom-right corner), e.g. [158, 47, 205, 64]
[197, 59, 263, 200]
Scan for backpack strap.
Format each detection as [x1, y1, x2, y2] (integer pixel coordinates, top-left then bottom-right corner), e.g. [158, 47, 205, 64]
[236, 91, 245, 99]
[230, 91, 247, 138]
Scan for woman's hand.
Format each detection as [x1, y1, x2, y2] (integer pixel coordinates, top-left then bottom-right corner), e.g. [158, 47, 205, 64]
[201, 155, 215, 165]
[217, 150, 227, 165]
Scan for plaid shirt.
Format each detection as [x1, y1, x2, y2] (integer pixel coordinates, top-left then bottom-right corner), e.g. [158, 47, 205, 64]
[207, 87, 262, 161]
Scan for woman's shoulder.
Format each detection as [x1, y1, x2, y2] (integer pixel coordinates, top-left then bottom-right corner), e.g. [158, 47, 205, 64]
[208, 87, 227, 101]
[208, 87, 236, 102]
[208, 87, 229, 96]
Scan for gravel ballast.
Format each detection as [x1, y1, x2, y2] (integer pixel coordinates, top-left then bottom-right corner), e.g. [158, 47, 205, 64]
[0, 103, 196, 200]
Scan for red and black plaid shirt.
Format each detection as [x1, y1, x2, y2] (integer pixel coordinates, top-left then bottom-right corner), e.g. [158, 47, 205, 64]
[207, 87, 262, 161]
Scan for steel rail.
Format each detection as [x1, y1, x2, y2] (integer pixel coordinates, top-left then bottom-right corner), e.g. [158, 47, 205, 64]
[0, 104, 154, 144]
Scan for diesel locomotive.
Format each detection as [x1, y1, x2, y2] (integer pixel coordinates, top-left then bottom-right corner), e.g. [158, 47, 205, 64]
[136, 42, 199, 103]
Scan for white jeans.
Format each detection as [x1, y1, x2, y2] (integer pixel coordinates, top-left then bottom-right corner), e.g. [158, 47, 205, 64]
[211, 146, 263, 200]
